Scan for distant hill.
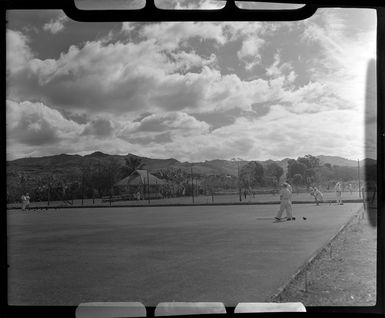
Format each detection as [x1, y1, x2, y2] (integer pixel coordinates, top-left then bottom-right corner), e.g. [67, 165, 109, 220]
[8, 152, 374, 181]
[317, 155, 359, 167]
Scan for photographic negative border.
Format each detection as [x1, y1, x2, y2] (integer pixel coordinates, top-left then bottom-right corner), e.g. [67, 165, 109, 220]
[1, 0, 384, 317]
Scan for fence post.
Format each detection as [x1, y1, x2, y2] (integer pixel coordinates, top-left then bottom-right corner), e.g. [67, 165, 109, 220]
[147, 170, 151, 204]
[47, 185, 50, 207]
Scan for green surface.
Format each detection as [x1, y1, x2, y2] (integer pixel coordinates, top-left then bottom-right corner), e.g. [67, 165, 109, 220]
[7, 203, 362, 306]
[7, 191, 362, 209]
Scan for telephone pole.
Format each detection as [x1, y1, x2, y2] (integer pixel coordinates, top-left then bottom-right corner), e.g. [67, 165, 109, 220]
[191, 164, 194, 204]
[358, 159, 361, 198]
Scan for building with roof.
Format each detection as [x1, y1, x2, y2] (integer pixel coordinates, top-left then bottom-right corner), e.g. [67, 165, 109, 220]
[114, 169, 166, 199]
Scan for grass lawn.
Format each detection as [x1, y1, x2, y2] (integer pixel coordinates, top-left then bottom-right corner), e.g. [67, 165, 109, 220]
[7, 203, 363, 306]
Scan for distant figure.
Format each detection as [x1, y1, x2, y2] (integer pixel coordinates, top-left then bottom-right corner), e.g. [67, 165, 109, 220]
[361, 185, 366, 201]
[311, 187, 324, 206]
[285, 181, 293, 193]
[335, 182, 343, 205]
[243, 189, 247, 199]
[25, 193, 30, 209]
[275, 183, 294, 221]
[136, 191, 141, 200]
[21, 193, 30, 211]
[348, 183, 353, 195]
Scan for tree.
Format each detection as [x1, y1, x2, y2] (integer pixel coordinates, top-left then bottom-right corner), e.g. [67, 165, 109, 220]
[287, 160, 307, 180]
[120, 156, 143, 178]
[240, 161, 264, 188]
[292, 174, 303, 185]
[297, 155, 320, 169]
[266, 162, 284, 183]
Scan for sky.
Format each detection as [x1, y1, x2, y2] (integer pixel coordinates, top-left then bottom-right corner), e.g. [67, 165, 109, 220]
[6, 2, 377, 162]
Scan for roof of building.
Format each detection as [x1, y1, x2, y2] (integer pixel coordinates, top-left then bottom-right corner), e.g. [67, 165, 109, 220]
[115, 170, 166, 187]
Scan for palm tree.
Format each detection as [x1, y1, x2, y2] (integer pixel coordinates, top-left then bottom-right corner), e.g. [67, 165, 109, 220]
[121, 156, 143, 178]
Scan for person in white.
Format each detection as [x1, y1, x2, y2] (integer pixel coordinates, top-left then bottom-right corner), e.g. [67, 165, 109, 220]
[335, 182, 343, 205]
[348, 183, 353, 195]
[25, 193, 30, 210]
[21, 193, 27, 211]
[285, 181, 293, 193]
[275, 183, 294, 221]
[312, 187, 324, 205]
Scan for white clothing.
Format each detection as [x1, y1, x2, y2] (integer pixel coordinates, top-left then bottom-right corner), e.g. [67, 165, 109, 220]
[335, 183, 342, 204]
[21, 195, 27, 210]
[314, 189, 323, 201]
[280, 188, 292, 201]
[276, 187, 293, 219]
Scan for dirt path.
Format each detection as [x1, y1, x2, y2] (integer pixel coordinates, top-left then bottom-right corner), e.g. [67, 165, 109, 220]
[271, 210, 377, 306]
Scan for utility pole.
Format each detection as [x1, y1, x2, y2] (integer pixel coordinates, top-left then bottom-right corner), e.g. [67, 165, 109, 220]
[147, 169, 150, 204]
[238, 160, 242, 202]
[231, 158, 242, 202]
[191, 164, 194, 204]
[358, 159, 361, 198]
[81, 170, 84, 206]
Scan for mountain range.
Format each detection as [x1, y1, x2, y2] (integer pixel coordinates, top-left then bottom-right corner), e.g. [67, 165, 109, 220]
[7, 152, 374, 180]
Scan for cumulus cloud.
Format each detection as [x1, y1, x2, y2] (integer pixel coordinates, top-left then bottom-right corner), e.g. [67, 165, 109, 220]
[81, 118, 114, 138]
[237, 37, 265, 70]
[118, 111, 210, 146]
[43, 12, 68, 34]
[6, 10, 376, 161]
[140, 22, 227, 51]
[299, 9, 376, 111]
[6, 30, 33, 75]
[6, 100, 83, 159]
[121, 22, 135, 34]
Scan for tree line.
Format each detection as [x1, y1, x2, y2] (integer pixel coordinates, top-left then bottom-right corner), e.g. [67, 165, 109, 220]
[7, 154, 375, 203]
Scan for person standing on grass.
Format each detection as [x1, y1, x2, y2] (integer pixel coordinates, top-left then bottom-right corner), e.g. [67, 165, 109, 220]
[21, 193, 27, 211]
[25, 193, 30, 210]
[285, 181, 293, 193]
[312, 187, 324, 205]
[335, 181, 343, 205]
[275, 183, 295, 221]
[348, 183, 353, 195]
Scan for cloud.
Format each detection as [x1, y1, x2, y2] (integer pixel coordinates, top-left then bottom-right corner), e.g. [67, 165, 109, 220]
[121, 22, 135, 34]
[118, 111, 209, 143]
[6, 30, 33, 75]
[6, 11, 376, 161]
[81, 118, 114, 138]
[124, 132, 173, 145]
[6, 100, 83, 154]
[237, 37, 265, 70]
[43, 12, 68, 34]
[140, 22, 227, 51]
[265, 52, 294, 79]
[299, 9, 376, 111]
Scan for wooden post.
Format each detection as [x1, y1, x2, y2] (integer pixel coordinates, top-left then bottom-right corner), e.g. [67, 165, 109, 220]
[238, 161, 242, 202]
[358, 159, 361, 198]
[191, 165, 194, 204]
[147, 170, 150, 204]
[81, 173, 84, 206]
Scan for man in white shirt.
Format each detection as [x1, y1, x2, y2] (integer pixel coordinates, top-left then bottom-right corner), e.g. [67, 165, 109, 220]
[285, 181, 293, 193]
[21, 193, 27, 211]
[312, 187, 324, 205]
[275, 183, 295, 221]
[335, 182, 343, 205]
[25, 193, 31, 210]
